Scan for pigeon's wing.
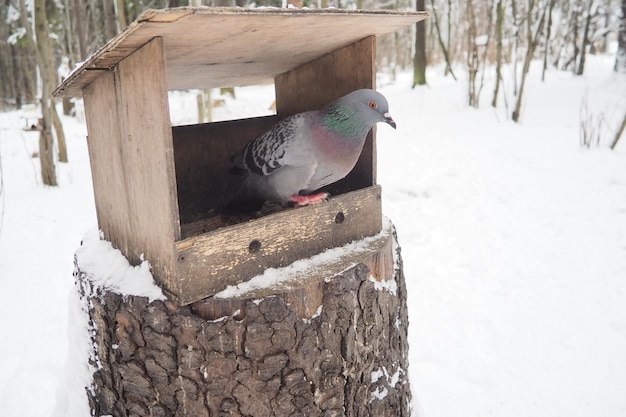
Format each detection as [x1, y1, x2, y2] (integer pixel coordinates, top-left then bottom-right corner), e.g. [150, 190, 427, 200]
[232, 113, 306, 176]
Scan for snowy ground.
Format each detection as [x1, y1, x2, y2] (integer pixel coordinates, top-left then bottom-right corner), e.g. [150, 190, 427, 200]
[1, 54, 625, 416]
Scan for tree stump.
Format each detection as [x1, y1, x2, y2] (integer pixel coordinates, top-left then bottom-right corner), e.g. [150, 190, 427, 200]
[77, 221, 411, 417]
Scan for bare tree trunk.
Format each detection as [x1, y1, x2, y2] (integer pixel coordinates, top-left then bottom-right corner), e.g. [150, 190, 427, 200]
[0, 16, 15, 109]
[34, 0, 58, 185]
[196, 90, 213, 123]
[476, 1, 493, 106]
[542, 0, 556, 81]
[73, 0, 88, 60]
[52, 105, 68, 162]
[466, 0, 479, 107]
[446, 0, 453, 67]
[26, 0, 69, 164]
[576, 0, 594, 75]
[10, 44, 24, 108]
[114, 0, 127, 33]
[196, 91, 204, 123]
[615, 0, 626, 72]
[413, 0, 427, 86]
[492, 0, 504, 107]
[102, 0, 118, 40]
[62, 0, 78, 66]
[610, 109, 626, 150]
[570, 2, 581, 73]
[429, 0, 457, 80]
[511, 0, 520, 96]
[512, 0, 547, 122]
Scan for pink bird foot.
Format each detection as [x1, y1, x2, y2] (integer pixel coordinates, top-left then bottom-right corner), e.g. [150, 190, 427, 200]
[290, 193, 330, 207]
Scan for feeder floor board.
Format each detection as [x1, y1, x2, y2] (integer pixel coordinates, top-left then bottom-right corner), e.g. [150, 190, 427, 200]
[53, 7, 429, 97]
[173, 186, 382, 305]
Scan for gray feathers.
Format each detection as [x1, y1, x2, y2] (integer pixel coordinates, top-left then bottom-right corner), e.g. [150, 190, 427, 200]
[229, 89, 395, 206]
[233, 113, 303, 176]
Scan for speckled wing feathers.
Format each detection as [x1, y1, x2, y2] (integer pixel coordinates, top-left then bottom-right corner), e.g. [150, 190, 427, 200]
[236, 113, 304, 176]
[228, 89, 394, 206]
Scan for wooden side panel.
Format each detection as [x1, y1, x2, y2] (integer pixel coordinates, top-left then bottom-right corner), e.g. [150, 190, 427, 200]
[172, 116, 278, 223]
[275, 36, 377, 193]
[84, 71, 134, 254]
[275, 36, 376, 116]
[175, 186, 382, 305]
[83, 37, 181, 295]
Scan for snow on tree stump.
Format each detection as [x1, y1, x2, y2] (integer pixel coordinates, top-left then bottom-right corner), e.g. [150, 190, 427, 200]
[76, 221, 410, 417]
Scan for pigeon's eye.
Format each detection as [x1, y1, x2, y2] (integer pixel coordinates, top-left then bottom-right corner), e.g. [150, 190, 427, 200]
[369, 101, 377, 109]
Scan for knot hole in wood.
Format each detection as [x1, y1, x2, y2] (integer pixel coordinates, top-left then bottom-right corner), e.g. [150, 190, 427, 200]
[248, 239, 262, 254]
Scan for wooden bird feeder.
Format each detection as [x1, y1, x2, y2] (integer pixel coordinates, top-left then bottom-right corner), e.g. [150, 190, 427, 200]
[55, 7, 427, 305]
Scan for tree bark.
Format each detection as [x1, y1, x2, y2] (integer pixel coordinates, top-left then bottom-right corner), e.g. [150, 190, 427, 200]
[102, 0, 118, 40]
[73, 0, 88, 60]
[542, 0, 556, 81]
[615, 0, 626, 73]
[52, 104, 69, 162]
[33, 0, 58, 185]
[10, 44, 24, 108]
[413, 0, 427, 87]
[114, 0, 127, 32]
[466, 0, 479, 107]
[512, 0, 547, 122]
[492, 0, 504, 107]
[576, 0, 593, 76]
[610, 109, 626, 150]
[76, 224, 411, 417]
[429, 0, 457, 81]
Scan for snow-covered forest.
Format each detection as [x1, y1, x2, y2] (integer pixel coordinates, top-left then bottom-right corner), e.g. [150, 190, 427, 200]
[1, 1, 626, 416]
[2, 1, 626, 184]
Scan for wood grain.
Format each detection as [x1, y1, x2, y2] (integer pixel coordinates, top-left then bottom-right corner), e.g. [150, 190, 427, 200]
[83, 37, 181, 296]
[53, 7, 429, 97]
[172, 115, 278, 223]
[174, 186, 382, 305]
[275, 35, 377, 194]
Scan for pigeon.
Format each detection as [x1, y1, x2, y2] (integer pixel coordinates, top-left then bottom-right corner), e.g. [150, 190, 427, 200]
[227, 89, 396, 211]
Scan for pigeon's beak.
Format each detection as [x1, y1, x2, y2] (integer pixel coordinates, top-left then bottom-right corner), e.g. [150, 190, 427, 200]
[383, 112, 396, 129]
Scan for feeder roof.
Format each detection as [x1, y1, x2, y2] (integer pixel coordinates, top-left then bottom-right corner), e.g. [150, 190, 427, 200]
[53, 7, 428, 98]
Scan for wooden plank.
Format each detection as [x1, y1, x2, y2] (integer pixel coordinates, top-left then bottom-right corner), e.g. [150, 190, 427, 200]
[275, 36, 377, 193]
[83, 71, 135, 257]
[275, 36, 376, 116]
[213, 220, 392, 302]
[84, 37, 181, 296]
[174, 186, 382, 305]
[172, 115, 279, 223]
[53, 8, 429, 97]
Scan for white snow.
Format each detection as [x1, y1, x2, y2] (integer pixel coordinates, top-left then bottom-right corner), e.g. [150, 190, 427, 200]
[215, 220, 392, 299]
[368, 273, 398, 295]
[303, 304, 323, 323]
[370, 386, 389, 402]
[75, 228, 165, 302]
[371, 367, 385, 383]
[371, 365, 405, 387]
[0, 53, 625, 417]
[370, 365, 406, 402]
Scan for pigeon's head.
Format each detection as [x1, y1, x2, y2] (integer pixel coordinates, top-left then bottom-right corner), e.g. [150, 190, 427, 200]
[341, 89, 396, 130]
